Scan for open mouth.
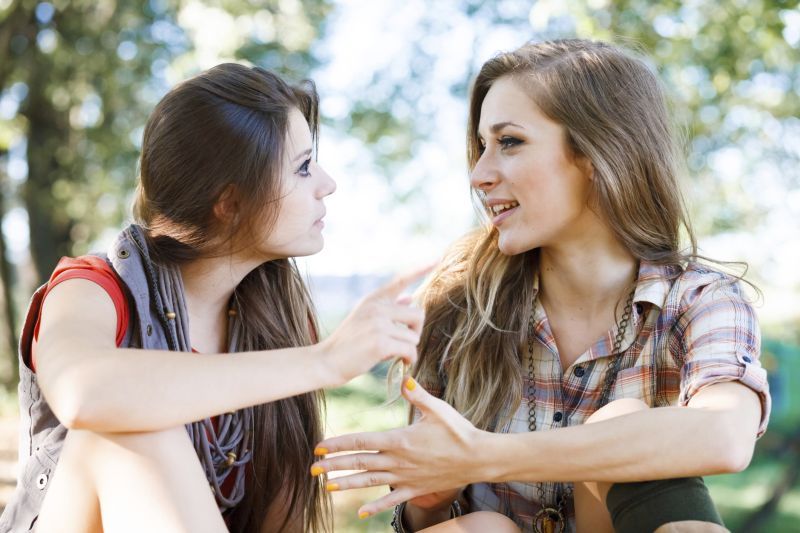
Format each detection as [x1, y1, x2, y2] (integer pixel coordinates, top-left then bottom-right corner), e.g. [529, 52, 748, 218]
[490, 201, 519, 216]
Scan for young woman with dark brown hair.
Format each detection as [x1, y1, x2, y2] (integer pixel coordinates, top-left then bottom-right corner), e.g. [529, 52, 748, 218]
[0, 63, 425, 533]
[312, 39, 770, 533]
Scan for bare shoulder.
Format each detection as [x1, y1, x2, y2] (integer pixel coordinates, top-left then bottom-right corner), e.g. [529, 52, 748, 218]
[37, 278, 119, 365]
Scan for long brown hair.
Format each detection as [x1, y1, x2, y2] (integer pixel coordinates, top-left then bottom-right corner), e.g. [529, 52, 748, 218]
[414, 39, 697, 431]
[133, 63, 330, 532]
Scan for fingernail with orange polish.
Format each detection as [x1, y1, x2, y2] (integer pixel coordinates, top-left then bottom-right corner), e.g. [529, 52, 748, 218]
[310, 465, 325, 476]
[314, 447, 328, 456]
[325, 482, 339, 492]
[358, 511, 370, 520]
[405, 377, 416, 391]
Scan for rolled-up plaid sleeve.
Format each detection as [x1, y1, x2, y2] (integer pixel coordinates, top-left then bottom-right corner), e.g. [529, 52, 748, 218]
[677, 277, 771, 436]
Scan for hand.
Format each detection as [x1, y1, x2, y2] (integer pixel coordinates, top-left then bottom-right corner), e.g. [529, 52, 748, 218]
[311, 377, 487, 518]
[319, 266, 431, 385]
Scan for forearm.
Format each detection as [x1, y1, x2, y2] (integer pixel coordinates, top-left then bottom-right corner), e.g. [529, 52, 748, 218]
[480, 399, 758, 485]
[39, 343, 340, 432]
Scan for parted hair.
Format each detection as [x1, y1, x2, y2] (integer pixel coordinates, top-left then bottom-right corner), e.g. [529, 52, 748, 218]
[413, 39, 697, 431]
[133, 63, 330, 532]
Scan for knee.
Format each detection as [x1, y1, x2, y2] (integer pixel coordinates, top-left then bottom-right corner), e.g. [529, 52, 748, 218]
[455, 512, 520, 532]
[585, 398, 649, 425]
[654, 521, 730, 533]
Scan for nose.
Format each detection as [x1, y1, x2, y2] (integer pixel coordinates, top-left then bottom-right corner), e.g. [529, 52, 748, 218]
[316, 163, 337, 198]
[469, 153, 500, 193]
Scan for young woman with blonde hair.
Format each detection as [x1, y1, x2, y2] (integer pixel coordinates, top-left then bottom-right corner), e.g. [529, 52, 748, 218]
[0, 64, 425, 533]
[312, 39, 770, 532]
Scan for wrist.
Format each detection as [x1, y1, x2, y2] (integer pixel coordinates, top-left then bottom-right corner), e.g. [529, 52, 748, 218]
[474, 429, 511, 484]
[307, 341, 345, 390]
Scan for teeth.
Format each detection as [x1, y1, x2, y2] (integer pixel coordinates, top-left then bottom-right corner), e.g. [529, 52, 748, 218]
[491, 202, 519, 214]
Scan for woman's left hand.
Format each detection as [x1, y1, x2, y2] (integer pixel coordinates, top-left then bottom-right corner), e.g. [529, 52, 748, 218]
[311, 377, 488, 518]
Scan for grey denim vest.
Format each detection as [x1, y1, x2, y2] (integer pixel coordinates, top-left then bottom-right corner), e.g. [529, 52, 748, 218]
[0, 226, 177, 532]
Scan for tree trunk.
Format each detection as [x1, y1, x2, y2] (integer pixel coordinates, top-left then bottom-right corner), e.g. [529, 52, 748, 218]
[0, 151, 19, 388]
[22, 49, 74, 285]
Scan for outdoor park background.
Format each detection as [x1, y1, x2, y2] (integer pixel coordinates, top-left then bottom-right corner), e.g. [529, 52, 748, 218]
[0, 0, 799, 531]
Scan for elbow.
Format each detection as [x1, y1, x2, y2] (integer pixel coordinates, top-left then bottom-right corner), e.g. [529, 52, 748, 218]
[38, 367, 98, 430]
[45, 385, 96, 430]
[716, 443, 755, 474]
[707, 415, 757, 474]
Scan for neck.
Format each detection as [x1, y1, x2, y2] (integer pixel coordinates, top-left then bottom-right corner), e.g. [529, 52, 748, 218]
[179, 255, 261, 317]
[537, 231, 637, 318]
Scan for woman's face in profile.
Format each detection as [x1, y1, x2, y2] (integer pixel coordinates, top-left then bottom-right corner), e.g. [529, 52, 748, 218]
[252, 108, 337, 261]
[470, 77, 596, 256]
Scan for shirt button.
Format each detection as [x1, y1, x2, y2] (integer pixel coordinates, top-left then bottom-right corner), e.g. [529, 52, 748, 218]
[573, 366, 585, 378]
[146, 324, 153, 336]
[743, 356, 752, 363]
[36, 473, 48, 490]
[553, 412, 563, 423]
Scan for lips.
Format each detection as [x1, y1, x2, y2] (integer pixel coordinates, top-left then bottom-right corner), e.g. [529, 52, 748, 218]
[486, 199, 519, 225]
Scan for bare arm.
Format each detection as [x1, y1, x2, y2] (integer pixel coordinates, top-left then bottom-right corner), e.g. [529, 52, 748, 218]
[482, 381, 760, 484]
[313, 378, 762, 517]
[37, 271, 426, 433]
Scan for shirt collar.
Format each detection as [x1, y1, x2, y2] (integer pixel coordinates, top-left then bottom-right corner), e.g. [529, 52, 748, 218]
[633, 260, 677, 310]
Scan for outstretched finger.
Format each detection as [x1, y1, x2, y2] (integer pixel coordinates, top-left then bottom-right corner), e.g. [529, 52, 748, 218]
[311, 451, 393, 477]
[314, 429, 394, 457]
[400, 376, 453, 420]
[357, 486, 417, 520]
[323, 470, 395, 493]
[371, 263, 436, 300]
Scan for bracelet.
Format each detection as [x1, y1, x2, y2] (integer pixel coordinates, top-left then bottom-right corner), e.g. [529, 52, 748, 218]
[391, 500, 463, 533]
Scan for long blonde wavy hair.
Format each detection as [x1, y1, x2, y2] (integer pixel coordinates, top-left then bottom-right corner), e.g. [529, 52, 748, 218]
[412, 39, 697, 431]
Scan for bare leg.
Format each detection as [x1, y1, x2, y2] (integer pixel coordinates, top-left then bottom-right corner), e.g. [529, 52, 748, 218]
[575, 398, 649, 533]
[419, 511, 520, 532]
[654, 522, 729, 532]
[36, 426, 227, 533]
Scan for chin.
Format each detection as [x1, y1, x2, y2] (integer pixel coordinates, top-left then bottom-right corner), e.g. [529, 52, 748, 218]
[497, 234, 537, 257]
[293, 238, 325, 258]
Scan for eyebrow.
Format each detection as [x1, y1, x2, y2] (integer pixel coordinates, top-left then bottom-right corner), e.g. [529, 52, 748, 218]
[292, 148, 312, 163]
[489, 121, 524, 134]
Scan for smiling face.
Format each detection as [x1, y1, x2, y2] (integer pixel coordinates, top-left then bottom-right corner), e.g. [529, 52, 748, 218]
[470, 76, 597, 256]
[250, 108, 336, 260]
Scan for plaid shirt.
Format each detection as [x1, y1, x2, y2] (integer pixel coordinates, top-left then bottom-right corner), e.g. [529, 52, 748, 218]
[427, 261, 770, 533]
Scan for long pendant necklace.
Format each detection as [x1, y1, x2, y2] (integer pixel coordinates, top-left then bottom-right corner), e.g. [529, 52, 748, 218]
[527, 288, 635, 533]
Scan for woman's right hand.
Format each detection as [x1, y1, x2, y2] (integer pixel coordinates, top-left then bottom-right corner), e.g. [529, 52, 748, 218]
[319, 266, 430, 384]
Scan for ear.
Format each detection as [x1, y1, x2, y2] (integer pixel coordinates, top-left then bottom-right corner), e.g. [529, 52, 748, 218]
[579, 155, 595, 181]
[213, 184, 239, 223]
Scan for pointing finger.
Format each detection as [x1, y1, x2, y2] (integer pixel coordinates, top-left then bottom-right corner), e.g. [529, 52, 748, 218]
[371, 263, 436, 300]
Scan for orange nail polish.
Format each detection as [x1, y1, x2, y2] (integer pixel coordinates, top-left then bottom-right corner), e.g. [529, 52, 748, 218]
[314, 447, 328, 456]
[405, 377, 416, 391]
[358, 511, 370, 520]
[325, 482, 339, 492]
[310, 465, 325, 476]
